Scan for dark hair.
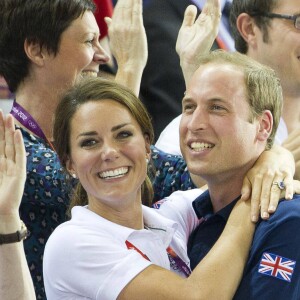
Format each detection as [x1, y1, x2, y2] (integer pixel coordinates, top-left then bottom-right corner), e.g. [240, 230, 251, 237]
[230, 0, 279, 53]
[53, 78, 155, 212]
[0, 0, 95, 92]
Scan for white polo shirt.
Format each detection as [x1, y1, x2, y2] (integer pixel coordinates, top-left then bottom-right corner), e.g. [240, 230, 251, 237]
[43, 189, 203, 300]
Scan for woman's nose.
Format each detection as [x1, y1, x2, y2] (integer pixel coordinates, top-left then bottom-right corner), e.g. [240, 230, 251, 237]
[93, 41, 110, 65]
[100, 144, 119, 162]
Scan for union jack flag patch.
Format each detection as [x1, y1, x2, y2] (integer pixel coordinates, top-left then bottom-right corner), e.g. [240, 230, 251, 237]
[258, 252, 296, 282]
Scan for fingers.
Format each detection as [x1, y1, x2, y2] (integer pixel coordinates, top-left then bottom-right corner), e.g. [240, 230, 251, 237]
[0, 110, 5, 157]
[132, 0, 143, 23]
[246, 174, 263, 222]
[240, 177, 251, 202]
[201, 0, 221, 19]
[14, 128, 26, 180]
[197, 0, 221, 39]
[293, 179, 300, 194]
[4, 114, 16, 163]
[245, 171, 292, 223]
[261, 174, 283, 216]
[282, 128, 300, 145]
[113, 0, 135, 24]
[182, 5, 198, 28]
[281, 173, 293, 200]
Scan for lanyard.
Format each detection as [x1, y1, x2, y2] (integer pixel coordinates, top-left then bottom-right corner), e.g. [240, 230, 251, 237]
[125, 240, 191, 278]
[10, 100, 55, 150]
[166, 246, 191, 277]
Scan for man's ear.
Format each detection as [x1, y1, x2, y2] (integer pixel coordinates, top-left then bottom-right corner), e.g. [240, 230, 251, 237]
[24, 39, 48, 67]
[236, 13, 260, 51]
[256, 110, 273, 142]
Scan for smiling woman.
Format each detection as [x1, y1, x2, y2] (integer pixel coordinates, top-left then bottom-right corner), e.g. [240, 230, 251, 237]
[53, 78, 154, 213]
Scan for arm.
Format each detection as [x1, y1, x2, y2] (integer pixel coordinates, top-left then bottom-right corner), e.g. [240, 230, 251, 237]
[176, 0, 221, 86]
[282, 128, 300, 181]
[241, 145, 295, 222]
[0, 113, 35, 300]
[118, 199, 254, 300]
[105, 0, 147, 96]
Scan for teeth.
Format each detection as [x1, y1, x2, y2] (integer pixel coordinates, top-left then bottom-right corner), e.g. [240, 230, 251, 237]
[81, 71, 98, 78]
[99, 167, 129, 179]
[191, 142, 213, 152]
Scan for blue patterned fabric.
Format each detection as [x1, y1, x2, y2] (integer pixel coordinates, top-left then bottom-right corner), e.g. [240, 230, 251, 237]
[18, 127, 75, 299]
[150, 146, 196, 201]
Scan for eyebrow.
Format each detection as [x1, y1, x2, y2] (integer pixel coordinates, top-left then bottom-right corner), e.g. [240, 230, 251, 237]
[182, 96, 228, 104]
[76, 123, 130, 139]
[182, 96, 194, 104]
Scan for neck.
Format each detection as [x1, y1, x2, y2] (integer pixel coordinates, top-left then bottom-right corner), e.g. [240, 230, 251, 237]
[15, 82, 61, 140]
[207, 182, 242, 213]
[205, 169, 250, 213]
[88, 194, 144, 230]
[281, 92, 300, 133]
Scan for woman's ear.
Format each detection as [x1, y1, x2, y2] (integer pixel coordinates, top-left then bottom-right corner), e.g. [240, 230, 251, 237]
[24, 39, 48, 67]
[144, 134, 151, 160]
[66, 158, 76, 178]
[256, 110, 273, 142]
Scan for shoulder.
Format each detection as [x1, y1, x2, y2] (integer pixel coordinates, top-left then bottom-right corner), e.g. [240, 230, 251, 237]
[272, 195, 300, 219]
[254, 195, 300, 237]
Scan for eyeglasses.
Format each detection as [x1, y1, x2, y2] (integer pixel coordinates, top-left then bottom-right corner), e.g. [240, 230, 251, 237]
[251, 12, 300, 30]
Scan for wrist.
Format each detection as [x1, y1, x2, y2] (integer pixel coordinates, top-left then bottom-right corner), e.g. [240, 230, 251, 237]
[0, 213, 22, 233]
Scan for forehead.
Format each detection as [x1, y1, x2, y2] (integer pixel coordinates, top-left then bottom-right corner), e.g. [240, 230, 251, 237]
[274, 0, 300, 13]
[70, 99, 136, 133]
[62, 10, 99, 39]
[74, 99, 131, 121]
[186, 63, 247, 102]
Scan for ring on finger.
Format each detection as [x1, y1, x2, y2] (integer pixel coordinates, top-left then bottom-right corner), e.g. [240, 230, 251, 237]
[272, 181, 285, 190]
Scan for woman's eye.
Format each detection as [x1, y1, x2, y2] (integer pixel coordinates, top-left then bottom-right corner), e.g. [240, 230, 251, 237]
[81, 139, 97, 147]
[118, 131, 133, 139]
[85, 38, 95, 45]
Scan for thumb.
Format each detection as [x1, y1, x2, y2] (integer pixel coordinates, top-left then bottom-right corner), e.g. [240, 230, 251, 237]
[182, 5, 197, 28]
[104, 17, 112, 29]
[241, 176, 251, 201]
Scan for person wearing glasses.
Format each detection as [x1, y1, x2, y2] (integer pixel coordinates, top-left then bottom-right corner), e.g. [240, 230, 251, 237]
[229, 0, 300, 181]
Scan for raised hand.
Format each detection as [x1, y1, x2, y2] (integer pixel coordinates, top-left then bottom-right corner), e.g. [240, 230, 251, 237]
[105, 0, 147, 96]
[0, 112, 26, 217]
[176, 0, 221, 85]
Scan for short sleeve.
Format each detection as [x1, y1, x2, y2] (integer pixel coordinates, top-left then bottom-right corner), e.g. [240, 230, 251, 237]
[43, 224, 152, 300]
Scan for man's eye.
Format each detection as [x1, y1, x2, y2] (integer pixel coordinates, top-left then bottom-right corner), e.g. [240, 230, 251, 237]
[183, 104, 195, 112]
[211, 104, 224, 110]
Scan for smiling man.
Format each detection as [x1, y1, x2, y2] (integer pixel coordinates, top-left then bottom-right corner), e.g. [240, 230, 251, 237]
[183, 50, 300, 299]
